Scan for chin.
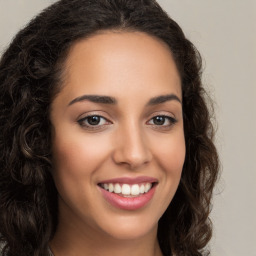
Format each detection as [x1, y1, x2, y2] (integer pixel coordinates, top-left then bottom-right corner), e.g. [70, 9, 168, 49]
[97, 215, 158, 241]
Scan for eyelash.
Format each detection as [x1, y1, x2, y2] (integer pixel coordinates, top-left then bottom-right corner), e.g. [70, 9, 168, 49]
[77, 115, 111, 131]
[77, 114, 177, 131]
[147, 115, 177, 128]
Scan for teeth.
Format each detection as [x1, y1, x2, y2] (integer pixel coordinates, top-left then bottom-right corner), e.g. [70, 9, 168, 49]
[139, 184, 145, 194]
[101, 182, 153, 196]
[114, 183, 122, 194]
[108, 183, 114, 192]
[145, 183, 152, 193]
[122, 184, 130, 195]
[131, 184, 140, 196]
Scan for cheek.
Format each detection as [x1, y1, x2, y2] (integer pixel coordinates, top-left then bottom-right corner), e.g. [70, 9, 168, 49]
[51, 132, 112, 193]
[154, 132, 186, 174]
[50, 132, 114, 221]
[53, 132, 109, 171]
[152, 130, 185, 202]
[149, 130, 185, 214]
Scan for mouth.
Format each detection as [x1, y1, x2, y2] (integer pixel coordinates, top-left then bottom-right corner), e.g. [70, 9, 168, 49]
[97, 176, 158, 210]
[98, 182, 157, 198]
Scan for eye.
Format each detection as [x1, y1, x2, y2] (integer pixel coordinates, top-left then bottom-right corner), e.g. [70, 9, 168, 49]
[147, 115, 177, 127]
[77, 115, 111, 130]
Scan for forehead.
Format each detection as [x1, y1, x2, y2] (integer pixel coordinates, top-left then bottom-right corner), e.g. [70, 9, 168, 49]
[58, 31, 181, 103]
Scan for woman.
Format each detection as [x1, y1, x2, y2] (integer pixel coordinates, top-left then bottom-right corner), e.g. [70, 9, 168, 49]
[0, 0, 219, 255]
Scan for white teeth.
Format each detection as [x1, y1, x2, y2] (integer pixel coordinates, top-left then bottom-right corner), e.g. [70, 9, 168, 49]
[122, 184, 131, 195]
[108, 183, 114, 192]
[145, 183, 152, 193]
[114, 183, 122, 194]
[140, 184, 145, 194]
[131, 184, 140, 196]
[101, 182, 153, 196]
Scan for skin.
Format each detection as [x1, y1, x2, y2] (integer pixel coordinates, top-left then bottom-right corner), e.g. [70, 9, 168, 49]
[50, 31, 185, 256]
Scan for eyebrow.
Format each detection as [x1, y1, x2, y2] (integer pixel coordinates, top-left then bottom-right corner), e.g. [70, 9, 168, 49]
[68, 93, 181, 106]
[68, 95, 117, 106]
[146, 94, 181, 105]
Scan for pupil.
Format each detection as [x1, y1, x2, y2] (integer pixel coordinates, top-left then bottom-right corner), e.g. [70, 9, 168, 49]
[88, 116, 100, 125]
[154, 116, 165, 125]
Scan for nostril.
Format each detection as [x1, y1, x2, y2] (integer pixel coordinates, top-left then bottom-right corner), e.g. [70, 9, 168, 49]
[111, 134, 152, 169]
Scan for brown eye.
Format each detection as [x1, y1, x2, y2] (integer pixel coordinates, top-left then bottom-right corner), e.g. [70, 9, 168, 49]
[78, 115, 110, 128]
[87, 116, 101, 125]
[153, 116, 165, 125]
[148, 115, 177, 127]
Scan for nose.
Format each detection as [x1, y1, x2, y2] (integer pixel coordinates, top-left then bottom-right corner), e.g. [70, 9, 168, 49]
[112, 123, 152, 170]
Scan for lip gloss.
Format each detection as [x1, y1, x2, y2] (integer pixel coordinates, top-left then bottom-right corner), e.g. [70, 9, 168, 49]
[99, 184, 156, 210]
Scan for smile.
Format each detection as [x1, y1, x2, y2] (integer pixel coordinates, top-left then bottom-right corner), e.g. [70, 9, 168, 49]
[99, 182, 153, 197]
[98, 176, 158, 210]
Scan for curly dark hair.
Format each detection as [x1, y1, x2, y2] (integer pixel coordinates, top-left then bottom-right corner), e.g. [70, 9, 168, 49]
[0, 0, 219, 255]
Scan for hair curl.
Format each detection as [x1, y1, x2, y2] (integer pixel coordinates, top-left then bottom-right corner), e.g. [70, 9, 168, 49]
[0, 0, 219, 255]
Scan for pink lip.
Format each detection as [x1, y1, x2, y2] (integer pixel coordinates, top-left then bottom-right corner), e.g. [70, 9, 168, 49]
[98, 176, 158, 211]
[98, 176, 158, 185]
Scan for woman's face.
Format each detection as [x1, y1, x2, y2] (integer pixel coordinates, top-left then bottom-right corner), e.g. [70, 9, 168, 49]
[50, 31, 185, 240]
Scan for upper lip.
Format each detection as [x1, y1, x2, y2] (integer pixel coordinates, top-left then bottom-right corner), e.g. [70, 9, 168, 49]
[98, 176, 158, 185]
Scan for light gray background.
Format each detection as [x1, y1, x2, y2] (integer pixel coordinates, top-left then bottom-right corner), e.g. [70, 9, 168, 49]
[0, 0, 255, 255]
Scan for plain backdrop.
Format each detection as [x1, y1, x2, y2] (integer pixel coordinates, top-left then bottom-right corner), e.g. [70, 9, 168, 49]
[0, 0, 255, 255]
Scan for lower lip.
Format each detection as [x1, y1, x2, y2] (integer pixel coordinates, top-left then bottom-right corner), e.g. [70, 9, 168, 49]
[99, 185, 156, 210]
